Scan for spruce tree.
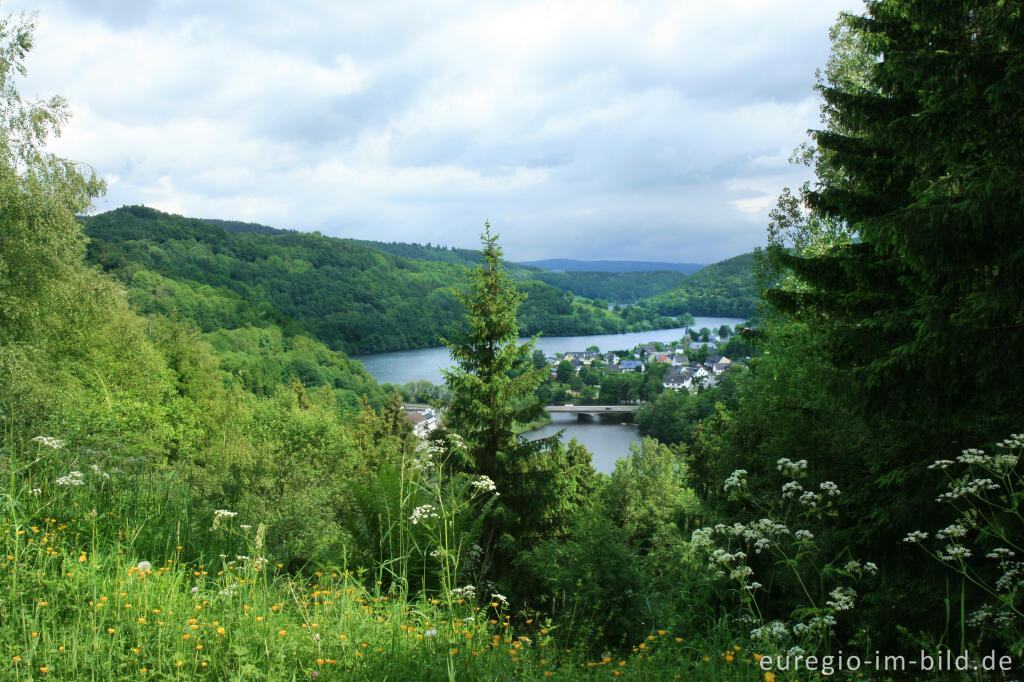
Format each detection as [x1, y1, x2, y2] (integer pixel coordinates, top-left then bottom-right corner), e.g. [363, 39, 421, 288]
[437, 224, 553, 575]
[777, 1, 1023, 435]
[760, 0, 1024, 634]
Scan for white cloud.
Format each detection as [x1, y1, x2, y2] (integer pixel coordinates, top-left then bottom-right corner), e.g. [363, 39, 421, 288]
[8, 0, 866, 261]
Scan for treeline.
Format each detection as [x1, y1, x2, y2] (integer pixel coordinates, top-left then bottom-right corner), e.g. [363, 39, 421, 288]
[352, 238, 752, 308]
[82, 206, 683, 355]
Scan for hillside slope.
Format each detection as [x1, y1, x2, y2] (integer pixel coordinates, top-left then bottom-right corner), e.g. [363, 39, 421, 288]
[83, 206, 680, 354]
[642, 252, 757, 318]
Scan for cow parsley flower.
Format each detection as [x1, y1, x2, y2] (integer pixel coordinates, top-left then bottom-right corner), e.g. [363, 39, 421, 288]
[32, 436, 64, 450]
[799, 491, 818, 507]
[781, 481, 803, 499]
[826, 586, 856, 611]
[776, 458, 808, 474]
[996, 564, 1023, 592]
[936, 523, 967, 539]
[471, 475, 497, 493]
[986, 548, 1015, 559]
[451, 585, 477, 600]
[819, 481, 840, 497]
[941, 545, 972, 561]
[903, 530, 928, 543]
[723, 469, 748, 491]
[749, 620, 788, 642]
[730, 565, 754, 580]
[56, 471, 84, 486]
[957, 448, 990, 465]
[409, 504, 438, 524]
[967, 605, 993, 627]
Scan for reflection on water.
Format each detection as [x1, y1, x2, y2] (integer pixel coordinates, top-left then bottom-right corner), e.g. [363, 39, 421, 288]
[525, 412, 641, 475]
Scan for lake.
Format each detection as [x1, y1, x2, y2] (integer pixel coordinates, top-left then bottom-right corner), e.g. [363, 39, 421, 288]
[356, 316, 747, 386]
[528, 412, 644, 474]
[356, 316, 746, 475]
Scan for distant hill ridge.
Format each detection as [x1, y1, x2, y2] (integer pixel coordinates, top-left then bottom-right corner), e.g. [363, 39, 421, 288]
[195, 221, 714, 304]
[519, 259, 706, 274]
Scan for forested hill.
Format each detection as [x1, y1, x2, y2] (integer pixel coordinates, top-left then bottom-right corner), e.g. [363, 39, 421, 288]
[519, 270, 693, 304]
[82, 205, 681, 354]
[354, 240, 695, 304]
[642, 252, 757, 318]
[351, 239, 489, 269]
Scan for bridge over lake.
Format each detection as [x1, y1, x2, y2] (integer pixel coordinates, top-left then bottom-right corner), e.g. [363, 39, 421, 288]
[404, 403, 637, 424]
[545, 405, 637, 422]
[545, 405, 637, 413]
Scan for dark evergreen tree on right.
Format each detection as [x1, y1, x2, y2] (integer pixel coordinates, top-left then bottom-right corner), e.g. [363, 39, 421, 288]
[758, 0, 1023, 636]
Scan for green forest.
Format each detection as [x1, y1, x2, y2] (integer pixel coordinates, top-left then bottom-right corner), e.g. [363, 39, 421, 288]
[81, 206, 698, 355]
[644, 252, 759, 318]
[2, 2, 1023, 681]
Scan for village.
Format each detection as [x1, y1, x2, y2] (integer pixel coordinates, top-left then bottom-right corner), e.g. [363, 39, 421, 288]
[403, 326, 751, 435]
[551, 332, 740, 393]
[545, 323, 749, 396]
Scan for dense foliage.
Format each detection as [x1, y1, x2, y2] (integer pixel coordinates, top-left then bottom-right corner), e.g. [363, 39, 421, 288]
[676, 0, 1024, 658]
[520, 258, 705, 274]
[520, 269, 690, 304]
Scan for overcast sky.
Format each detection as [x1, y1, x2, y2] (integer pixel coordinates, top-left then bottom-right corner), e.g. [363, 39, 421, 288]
[9, 0, 864, 263]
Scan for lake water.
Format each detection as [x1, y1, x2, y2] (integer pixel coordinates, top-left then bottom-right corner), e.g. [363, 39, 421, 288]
[356, 316, 747, 386]
[528, 412, 643, 475]
[356, 316, 746, 475]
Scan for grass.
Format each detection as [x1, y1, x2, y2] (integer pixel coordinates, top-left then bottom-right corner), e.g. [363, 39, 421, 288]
[2, 439, 781, 681]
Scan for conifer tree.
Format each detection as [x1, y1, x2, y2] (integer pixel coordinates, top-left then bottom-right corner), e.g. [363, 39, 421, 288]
[757, 0, 1023, 634]
[437, 224, 558, 575]
[775, 1, 1023, 434]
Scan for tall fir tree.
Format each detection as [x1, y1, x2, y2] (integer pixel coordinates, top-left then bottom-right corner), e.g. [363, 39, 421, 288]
[755, 0, 1024, 636]
[437, 224, 556, 576]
